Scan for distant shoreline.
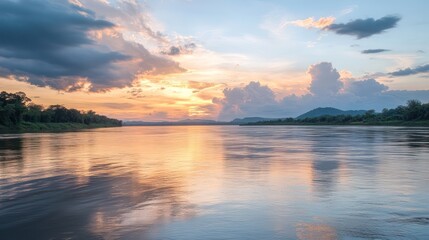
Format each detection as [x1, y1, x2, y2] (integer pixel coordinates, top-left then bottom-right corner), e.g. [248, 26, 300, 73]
[123, 123, 233, 127]
[242, 121, 429, 127]
[0, 122, 122, 134]
[2, 123, 429, 133]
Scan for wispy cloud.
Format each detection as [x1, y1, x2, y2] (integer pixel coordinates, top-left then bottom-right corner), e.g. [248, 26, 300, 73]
[390, 64, 429, 76]
[361, 49, 391, 54]
[286, 17, 336, 29]
[340, 5, 358, 15]
[78, 0, 169, 44]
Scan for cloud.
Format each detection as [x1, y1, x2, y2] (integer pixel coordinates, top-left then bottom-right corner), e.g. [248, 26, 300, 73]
[146, 111, 169, 120]
[308, 62, 343, 96]
[162, 46, 181, 56]
[361, 49, 390, 54]
[99, 102, 135, 109]
[288, 17, 335, 29]
[390, 64, 429, 76]
[78, 0, 199, 57]
[215, 62, 429, 121]
[340, 5, 358, 15]
[0, 0, 184, 92]
[187, 81, 215, 90]
[127, 88, 145, 99]
[325, 15, 401, 39]
[346, 79, 388, 96]
[160, 43, 196, 56]
[214, 81, 280, 120]
[78, 0, 168, 43]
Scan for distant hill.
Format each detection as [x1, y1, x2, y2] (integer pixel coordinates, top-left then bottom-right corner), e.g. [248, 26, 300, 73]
[230, 117, 277, 124]
[296, 107, 367, 119]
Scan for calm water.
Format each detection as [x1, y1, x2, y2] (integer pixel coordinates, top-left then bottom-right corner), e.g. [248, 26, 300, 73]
[1, 126, 429, 240]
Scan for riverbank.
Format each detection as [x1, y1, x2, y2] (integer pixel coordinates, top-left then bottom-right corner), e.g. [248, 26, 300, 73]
[0, 122, 122, 133]
[242, 120, 429, 127]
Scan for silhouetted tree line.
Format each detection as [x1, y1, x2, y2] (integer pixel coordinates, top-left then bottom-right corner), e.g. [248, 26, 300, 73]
[255, 100, 429, 125]
[0, 91, 122, 127]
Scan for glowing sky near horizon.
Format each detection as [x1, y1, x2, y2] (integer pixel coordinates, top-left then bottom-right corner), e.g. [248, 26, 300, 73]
[1, 0, 428, 121]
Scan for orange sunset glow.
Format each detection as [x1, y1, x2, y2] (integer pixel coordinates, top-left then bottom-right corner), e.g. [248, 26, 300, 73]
[1, 0, 428, 122]
[1, 1, 429, 239]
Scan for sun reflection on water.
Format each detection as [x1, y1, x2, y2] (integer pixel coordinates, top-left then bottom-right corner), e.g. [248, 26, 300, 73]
[1, 126, 429, 239]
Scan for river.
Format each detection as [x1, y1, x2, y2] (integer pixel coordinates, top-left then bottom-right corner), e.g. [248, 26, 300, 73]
[1, 126, 428, 239]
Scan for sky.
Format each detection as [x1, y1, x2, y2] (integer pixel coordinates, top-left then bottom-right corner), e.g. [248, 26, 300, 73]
[1, 0, 429, 121]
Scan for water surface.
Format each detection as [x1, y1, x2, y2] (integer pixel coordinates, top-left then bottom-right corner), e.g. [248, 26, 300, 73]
[1, 126, 429, 239]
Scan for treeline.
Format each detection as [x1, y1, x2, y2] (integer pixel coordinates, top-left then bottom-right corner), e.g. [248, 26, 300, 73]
[251, 100, 429, 125]
[0, 91, 122, 127]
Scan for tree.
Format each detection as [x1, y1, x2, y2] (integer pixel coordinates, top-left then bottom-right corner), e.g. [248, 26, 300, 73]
[0, 91, 31, 126]
[23, 103, 44, 122]
[1, 91, 122, 128]
[405, 100, 422, 120]
[364, 110, 376, 121]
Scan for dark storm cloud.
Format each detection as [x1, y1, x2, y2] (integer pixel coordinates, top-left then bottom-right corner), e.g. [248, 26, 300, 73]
[325, 15, 400, 39]
[390, 64, 429, 76]
[0, 0, 114, 51]
[0, 0, 126, 91]
[0, 0, 184, 92]
[361, 49, 390, 54]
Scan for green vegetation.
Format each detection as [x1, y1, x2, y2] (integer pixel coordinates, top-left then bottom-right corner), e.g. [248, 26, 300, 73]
[1, 91, 122, 132]
[245, 100, 429, 126]
[296, 107, 366, 119]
